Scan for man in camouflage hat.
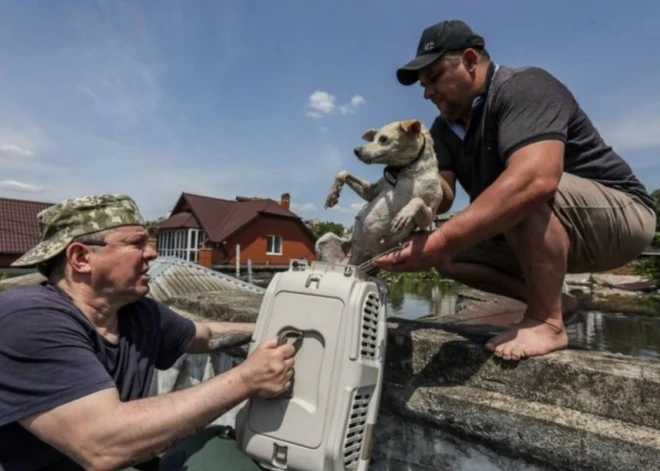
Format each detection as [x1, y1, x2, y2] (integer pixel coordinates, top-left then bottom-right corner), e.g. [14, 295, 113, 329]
[11, 193, 148, 271]
[0, 194, 295, 471]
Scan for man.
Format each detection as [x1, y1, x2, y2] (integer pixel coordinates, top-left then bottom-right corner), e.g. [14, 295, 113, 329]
[0, 194, 295, 471]
[375, 20, 656, 360]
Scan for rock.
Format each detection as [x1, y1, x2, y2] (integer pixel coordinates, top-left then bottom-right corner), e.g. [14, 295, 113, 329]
[382, 320, 660, 470]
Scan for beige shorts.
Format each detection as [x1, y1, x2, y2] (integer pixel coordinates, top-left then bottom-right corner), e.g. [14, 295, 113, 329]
[454, 172, 657, 275]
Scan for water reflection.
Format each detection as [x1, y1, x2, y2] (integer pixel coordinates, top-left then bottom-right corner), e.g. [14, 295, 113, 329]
[568, 311, 660, 360]
[387, 279, 461, 320]
[386, 280, 660, 361]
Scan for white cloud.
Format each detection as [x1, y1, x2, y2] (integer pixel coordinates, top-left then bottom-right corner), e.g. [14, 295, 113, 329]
[291, 202, 317, 213]
[0, 126, 63, 174]
[307, 92, 365, 118]
[325, 202, 364, 214]
[0, 180, 44, 193]
[350, 95, 366, 107]
[0, 144, 34, 159]
[308, 91, 337, 117]
[340, 95, 366, 115]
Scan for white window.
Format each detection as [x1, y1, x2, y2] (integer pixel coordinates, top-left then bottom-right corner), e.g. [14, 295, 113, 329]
[266, 235, 282, 255]
[157, 229, 203, 262]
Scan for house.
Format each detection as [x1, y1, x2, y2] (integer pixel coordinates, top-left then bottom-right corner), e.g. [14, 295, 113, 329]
[0, 196, 54, 267]
[155, 192, 317, 267]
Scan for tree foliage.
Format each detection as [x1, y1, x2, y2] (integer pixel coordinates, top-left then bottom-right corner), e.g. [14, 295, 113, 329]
[630, 189, 660, 283]
[651, 189, 660, 233]
[312, 221, 346, 239]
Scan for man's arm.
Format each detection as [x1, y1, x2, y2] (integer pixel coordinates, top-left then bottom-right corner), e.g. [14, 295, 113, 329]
[434, 139, 564, 253]
[373, 140, 563, 272]
[436, 170, 456, 215]
[429, 117, 457, 216]
[19, 338, 294, 471]
[187, 320, 255, 353]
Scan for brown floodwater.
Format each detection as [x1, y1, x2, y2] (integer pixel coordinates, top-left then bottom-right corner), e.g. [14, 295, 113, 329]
[387, 282, 660, 361]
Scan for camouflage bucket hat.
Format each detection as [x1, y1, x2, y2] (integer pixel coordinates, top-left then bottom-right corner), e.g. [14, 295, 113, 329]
[11, 194, 146, 267]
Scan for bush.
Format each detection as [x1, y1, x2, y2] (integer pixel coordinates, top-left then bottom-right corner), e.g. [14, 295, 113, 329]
[378, 267, 448, 285]
[630, 232, 660, 283]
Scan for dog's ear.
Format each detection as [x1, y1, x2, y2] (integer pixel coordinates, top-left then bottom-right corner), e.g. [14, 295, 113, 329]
[361, 129, 379, 142]
[400, 119, 422, 134]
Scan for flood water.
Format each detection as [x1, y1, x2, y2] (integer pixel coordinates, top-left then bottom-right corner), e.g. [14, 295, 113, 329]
[386, 280, 660, 361]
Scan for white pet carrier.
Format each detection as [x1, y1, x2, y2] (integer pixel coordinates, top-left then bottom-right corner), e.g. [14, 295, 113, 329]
[235, 259, 388, 471]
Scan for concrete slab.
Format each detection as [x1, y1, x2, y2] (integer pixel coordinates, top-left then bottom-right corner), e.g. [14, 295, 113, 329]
[371, 410, 551, 471]
[384, 382, 660, 471]
[385, 321, 660, 430]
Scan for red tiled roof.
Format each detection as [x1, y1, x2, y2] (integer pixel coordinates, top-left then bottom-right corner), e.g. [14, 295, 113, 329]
[157, 192, 315, 243]
[155, 211, 199, 229]
[0, 197, 54, 254]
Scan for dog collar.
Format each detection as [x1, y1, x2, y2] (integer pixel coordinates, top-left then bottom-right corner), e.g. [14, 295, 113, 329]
[383, 134, 426, 187]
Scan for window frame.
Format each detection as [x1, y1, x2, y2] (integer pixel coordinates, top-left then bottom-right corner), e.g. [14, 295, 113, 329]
[266, 234, 282, 255]
[157, 228, 203, 262]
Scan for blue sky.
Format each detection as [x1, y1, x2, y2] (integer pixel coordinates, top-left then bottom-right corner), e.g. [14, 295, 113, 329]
[0, 0, 659, 227]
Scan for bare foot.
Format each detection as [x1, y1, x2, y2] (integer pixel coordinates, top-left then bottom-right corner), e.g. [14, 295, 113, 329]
[485, 316, 568, 360]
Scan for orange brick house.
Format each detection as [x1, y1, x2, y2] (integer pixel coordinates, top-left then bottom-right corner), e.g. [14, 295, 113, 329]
[155, 192, 317, 267]
[0, 196, 54, 267]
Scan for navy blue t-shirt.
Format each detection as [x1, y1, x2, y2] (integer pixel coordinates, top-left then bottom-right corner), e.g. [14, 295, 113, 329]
[0, 283, 197, 470]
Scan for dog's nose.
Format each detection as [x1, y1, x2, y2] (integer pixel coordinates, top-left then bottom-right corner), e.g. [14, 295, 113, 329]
[353, 147, 361, 157]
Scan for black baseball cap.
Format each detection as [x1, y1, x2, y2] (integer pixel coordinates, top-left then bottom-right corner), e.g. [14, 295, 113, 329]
[396, 20, 485, 86]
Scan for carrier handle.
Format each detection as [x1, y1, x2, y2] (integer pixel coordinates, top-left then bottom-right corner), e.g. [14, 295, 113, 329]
[277, 328, 304, 353]
[275, 328, 304, 399]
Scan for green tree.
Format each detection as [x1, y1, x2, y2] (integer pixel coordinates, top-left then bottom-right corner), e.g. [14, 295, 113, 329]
[651, 189, 660, 234]
[312, 221, 346, 239]
[630, 189, 660, 282]
[145, 217, 165, 238]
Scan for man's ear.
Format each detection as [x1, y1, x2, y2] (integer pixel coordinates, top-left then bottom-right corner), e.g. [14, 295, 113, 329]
[66, 243, 93, 275]
[400, 119, 421, 134]
[462, 48, 479, 74]
[361, 129, 379, 142]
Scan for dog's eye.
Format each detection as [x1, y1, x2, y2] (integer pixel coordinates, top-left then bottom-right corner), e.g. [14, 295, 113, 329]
[378, 135, 388, 145]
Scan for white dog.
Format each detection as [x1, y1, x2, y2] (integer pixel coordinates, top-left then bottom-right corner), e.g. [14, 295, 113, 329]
[316, 119, 443, 268]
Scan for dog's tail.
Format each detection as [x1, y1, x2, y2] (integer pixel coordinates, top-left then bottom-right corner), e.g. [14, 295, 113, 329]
[315, 232, 351, 264]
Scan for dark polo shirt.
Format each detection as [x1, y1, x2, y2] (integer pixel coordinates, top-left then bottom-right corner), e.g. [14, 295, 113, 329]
[430, 62, 654, 211]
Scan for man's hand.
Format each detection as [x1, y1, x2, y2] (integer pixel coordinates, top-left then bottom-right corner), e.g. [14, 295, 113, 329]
[373, 230, 448, 272]
[237, 338, 296, 399]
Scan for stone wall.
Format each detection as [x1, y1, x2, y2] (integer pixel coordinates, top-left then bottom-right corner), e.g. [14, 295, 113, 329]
[160, 292, 660, 471]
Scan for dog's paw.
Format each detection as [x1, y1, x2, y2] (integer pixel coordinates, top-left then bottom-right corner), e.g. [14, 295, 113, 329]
[324, 185, 342, 208]
[391, 209, 415, 233]
[415, 206, 434, 229]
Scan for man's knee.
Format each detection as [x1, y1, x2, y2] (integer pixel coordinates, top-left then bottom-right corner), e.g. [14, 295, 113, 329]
[504, 202, 570, 259]
[550, 174, 656, 272]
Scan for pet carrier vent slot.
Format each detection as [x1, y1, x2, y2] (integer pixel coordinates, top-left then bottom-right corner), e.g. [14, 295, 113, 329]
[343, 390, 372, 468]
[360, 293, 380, 359]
